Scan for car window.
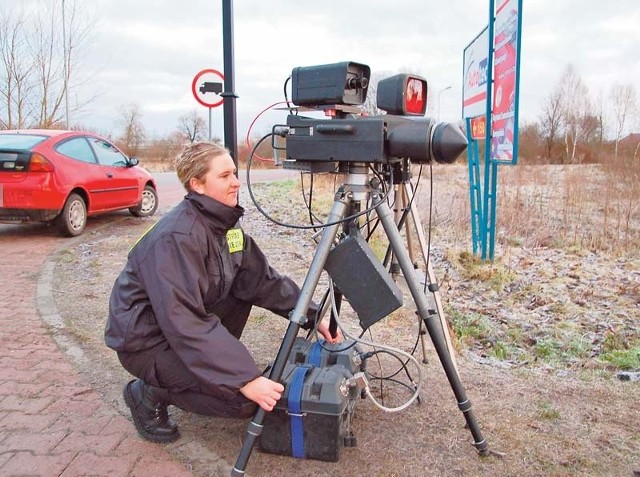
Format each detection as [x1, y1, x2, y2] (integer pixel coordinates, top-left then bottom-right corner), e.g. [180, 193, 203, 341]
[0, 134, 48, 150]
[56, 137, 98, 164]
[0, 151, 30, 172]
[87, 137, 129, 167]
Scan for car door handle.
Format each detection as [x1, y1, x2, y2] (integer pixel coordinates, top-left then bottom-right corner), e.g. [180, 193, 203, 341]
[106, 172, 113, 178]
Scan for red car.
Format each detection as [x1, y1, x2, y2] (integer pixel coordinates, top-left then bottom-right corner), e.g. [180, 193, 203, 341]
[0, 129, 158, 236]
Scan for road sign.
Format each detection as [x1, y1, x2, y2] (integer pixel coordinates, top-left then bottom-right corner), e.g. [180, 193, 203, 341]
[462, 27, 489, 119]
[192, 68, 224, 108]
[470, 116, 486, 140]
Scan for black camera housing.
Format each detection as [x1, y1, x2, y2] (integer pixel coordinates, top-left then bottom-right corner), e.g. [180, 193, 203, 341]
[291, 61, 370, 106]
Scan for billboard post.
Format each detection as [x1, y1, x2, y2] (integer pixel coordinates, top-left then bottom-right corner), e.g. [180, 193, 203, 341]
[462, 0, 523, 260]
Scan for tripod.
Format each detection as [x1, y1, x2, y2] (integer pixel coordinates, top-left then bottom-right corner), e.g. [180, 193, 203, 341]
[385, 163, 459, 370]
[232, 164, 488, 476]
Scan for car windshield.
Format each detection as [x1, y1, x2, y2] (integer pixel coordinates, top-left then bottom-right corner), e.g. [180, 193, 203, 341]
[0, 134, 48, 150]
[0, 134, 47, 149]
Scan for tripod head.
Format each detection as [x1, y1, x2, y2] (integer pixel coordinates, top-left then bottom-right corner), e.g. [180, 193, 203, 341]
[339, 162, 373, 206]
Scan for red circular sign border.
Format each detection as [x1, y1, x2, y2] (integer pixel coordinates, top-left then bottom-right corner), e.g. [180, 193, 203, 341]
[192, 68, 225, 108]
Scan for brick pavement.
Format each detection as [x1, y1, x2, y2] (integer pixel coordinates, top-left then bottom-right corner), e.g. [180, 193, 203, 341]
[0, 224, 194, 477]
[0, 173, 293, 477]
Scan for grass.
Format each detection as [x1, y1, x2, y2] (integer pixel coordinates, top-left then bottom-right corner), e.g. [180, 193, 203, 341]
[425, 154, 640, 254]
[57, 248, 77, 263]
[417, 157, 640, 373]
[446, 299, 634, 370]
[447, 309, 495, 347]
[537, 400, 561, 420]
[236, 159, 640, 374]
[600, 347, 640, 370]
[598, 331, 640, 370]
[44, 161, 640, 477]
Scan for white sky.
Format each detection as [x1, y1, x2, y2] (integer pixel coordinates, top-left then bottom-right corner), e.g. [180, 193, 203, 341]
[53, 1, 640, 139]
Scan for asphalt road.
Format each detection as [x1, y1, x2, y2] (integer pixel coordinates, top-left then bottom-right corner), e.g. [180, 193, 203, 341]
[0, 168, 296, 236]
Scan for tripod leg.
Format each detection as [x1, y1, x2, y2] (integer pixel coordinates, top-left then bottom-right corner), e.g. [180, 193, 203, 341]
[231, 191, 350, 476]
[402, 181, 459, 372]
[401, 184, 418, 268]
[372, 188, 488, 455]
[389, 183, 402, 279]
[397, 183, 434, 364]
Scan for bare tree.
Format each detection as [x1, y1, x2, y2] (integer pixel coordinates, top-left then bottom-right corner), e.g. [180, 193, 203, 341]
[117, 103, 145, 157]
[0, 6, 33, 128]
[539, 88, 563, 159]
[177, 109, 206, 143]
[0, 0, 95, 129]
[610, 83, 637, 159]
[558, 65, 594, 163]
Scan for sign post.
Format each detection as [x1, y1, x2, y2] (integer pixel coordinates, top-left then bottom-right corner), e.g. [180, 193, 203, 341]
[462, 0, 522, 260]
[191, 68, 225, 140]
[463, 27, 490, 257]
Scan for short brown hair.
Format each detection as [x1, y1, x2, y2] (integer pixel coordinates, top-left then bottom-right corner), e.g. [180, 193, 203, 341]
[174, 141, 229, 191]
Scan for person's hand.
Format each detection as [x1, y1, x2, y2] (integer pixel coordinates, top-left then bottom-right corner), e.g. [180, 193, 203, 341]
[317, 318, 343, 344]
[239, 376, 284, 412]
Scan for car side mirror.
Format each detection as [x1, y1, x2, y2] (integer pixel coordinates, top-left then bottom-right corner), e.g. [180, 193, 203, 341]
[128, 157, 140, 166]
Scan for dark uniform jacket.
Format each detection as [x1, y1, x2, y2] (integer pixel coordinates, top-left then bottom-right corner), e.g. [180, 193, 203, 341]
[105, 192, 307, 400]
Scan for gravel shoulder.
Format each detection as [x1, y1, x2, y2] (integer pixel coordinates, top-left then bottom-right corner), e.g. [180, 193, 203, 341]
[52, 169, 640, 477]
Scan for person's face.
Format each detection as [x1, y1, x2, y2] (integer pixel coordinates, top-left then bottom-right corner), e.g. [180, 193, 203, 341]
[189, 153, 241, 207]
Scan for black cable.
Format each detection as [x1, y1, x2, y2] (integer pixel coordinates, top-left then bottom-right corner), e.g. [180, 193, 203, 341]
[422, 161, 434, 295]
[367, 376, 420, 398]
[299, 170, 333, 232]
[283, 76, 296, 114]
[363, 349, 415, 382]
[246, 134, 392, 231]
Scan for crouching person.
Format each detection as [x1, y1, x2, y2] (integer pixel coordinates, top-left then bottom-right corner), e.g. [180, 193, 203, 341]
[104, 141, 337, 442]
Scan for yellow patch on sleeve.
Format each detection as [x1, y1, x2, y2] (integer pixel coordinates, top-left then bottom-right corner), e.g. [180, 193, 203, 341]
[130, 221, 159, 252]
[226, 228, 244, 253]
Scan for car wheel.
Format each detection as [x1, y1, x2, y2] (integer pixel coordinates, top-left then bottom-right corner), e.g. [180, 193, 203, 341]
[130, 185, 158, 217]
[57, 193, 87, 237]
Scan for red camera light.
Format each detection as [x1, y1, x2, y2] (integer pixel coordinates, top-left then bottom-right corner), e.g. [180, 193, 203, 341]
[404, 77, 426, 115]
[376, 74, 428, 116]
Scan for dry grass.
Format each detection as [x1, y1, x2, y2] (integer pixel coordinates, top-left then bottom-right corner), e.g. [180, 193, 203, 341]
[421, 157, 640, 255]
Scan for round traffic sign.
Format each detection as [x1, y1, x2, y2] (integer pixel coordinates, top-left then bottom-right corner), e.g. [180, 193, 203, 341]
[192, 68, 225, 108]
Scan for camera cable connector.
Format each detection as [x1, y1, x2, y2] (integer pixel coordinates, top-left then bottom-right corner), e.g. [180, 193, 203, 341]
[328, 282, 423, 413]
[348, 372, 370, 394]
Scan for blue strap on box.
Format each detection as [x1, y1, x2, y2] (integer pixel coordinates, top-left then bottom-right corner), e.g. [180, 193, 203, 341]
[307, 339, 324, 367]
[288, 365, 312, 459]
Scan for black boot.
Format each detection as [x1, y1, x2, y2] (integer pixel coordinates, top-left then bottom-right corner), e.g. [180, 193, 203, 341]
[123, 379, 180, 443]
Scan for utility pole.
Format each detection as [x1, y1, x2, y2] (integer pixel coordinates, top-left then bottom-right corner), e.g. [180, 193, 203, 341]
[221, 0, 238, 166]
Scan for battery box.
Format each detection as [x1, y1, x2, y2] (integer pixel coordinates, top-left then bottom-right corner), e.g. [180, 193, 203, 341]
[258, 338, 363, 462]
[287, 336, 363, 373]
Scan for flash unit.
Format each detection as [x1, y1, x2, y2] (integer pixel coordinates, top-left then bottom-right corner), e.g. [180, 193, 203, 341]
[376, 74, 428, 116]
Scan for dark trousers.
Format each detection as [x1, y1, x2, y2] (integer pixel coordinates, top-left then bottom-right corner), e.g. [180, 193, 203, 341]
[118, 296, 258, 419]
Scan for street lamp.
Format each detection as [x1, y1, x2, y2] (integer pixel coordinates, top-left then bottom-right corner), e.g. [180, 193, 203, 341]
[437, 85, 452, 121]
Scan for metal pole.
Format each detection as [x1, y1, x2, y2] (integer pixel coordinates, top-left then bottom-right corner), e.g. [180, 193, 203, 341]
[62, 0, 70, 128]
[221, 0, 238, 166]
[437, 86, 451, 122]
[482, 0, 497, 260]
[208, 107, 212, 141]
